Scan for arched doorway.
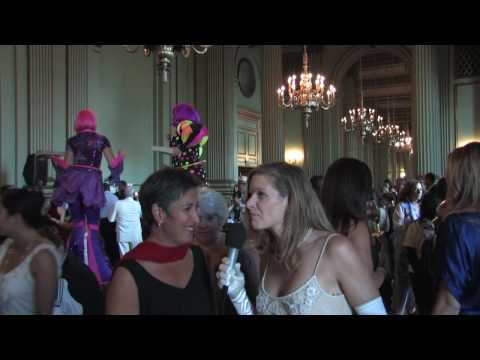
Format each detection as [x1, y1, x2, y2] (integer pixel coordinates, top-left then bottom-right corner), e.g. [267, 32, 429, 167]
[333, 46, 414, 191]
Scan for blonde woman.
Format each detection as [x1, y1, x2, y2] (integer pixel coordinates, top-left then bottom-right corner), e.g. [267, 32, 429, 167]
[433, 142, 480, 315]
[217, 162, 386, 315]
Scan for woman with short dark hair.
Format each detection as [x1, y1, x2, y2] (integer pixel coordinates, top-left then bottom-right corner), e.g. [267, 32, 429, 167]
[106, 168, 215, 315]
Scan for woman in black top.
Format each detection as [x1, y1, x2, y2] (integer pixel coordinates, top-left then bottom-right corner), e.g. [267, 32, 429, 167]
[105, 168, 214, 315]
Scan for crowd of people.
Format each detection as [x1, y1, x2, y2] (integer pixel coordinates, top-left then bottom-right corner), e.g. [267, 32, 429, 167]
[1, 105, 479, 315]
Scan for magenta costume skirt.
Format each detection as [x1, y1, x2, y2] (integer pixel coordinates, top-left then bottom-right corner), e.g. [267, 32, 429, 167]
[51, 166, 105, 208]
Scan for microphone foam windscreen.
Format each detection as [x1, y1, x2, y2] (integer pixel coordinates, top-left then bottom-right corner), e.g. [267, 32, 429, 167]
[224, 223, 247, 249]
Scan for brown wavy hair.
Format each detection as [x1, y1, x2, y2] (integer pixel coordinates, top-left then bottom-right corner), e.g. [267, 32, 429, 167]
[246, 162, 335, 271]
[446, 142, 480, 213]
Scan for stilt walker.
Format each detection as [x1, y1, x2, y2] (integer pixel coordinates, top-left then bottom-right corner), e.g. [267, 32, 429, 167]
[51, 109, 124, 286]
[169, 104, 208, 183]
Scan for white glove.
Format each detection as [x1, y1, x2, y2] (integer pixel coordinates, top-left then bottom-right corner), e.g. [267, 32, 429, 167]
[217, 257, 245, 297]
[216, 257, 254, 315]
[355, 297, 387, 315]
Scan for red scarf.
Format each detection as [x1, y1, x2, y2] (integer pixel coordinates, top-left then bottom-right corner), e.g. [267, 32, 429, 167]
[122, 241, 190, 264]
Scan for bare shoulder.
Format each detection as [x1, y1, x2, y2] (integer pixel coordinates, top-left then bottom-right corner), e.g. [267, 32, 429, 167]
[106, 265, 139, 314]
[323, 233, 358, 264]
[30, 247, 59, 282]
[30, 248, 58, 270]
[30, 239, 59, 267]
[110, 266, 137, 290]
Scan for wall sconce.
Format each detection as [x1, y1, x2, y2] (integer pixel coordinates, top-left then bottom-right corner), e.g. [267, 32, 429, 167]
[285, 149, 304, 165]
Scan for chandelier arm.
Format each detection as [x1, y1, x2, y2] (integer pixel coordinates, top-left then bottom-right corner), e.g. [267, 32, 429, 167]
[191, 45, 212, 55]
[359, 56, 364, 109]
[303, 45, 309, 74]
[180, 45, 212, 57]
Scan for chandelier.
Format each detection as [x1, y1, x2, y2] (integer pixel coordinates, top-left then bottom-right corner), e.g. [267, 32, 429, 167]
[123, 45, 212, 83]
[393, 129, 413, 154]
[372, 97, 398, 145]
[343, 108, 384, 142]
[340, 55, 383, 142]
[277, 46, 336, 128]
[384, 123, 401, 146]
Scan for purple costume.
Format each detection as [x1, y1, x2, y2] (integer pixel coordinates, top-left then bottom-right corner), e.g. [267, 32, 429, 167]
[169, 104, 208, 183]
[52, 131, 121, 286]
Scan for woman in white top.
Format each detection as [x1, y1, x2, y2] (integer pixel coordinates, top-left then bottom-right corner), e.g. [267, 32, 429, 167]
[0, 188, 61, 315]
[109, 185, 143, 257]
[391, 180, 421, 313]
[393, 181, 421, 230]
[217, 162, 386, 315]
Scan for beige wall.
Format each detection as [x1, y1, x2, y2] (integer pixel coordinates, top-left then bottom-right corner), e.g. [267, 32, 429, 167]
[0, 45, 155, 188]
[1, 45, 476, 192]
[87, 45, 155, 186]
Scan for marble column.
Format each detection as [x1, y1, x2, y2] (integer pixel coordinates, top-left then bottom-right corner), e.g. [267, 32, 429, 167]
[67, 46, 88, 137]
[373, 143, 390, 190]
[414, 45, 442, 176]
[304, 50, 338, 176]
[152, 53, 174, 170]
[28, 45, 55, 153]
[304, 50, 323, 177]
[304, 109, 326, 177]
[261, 46, 284, 163]
[204, 46, 236, 194]
[438, 45, 456, 175]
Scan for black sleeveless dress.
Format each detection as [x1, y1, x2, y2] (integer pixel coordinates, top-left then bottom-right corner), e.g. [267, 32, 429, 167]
[120, 246, 214, 315]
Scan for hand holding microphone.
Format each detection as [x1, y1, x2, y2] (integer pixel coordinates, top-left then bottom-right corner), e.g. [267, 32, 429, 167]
[216, 223, 254, 315]
[217, 257, 245, 298]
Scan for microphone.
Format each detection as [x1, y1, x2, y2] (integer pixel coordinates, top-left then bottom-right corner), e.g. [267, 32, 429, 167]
[221, 222, 247, 312]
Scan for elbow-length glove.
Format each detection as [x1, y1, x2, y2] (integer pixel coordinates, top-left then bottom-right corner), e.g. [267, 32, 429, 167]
[216, 257, 254, 315]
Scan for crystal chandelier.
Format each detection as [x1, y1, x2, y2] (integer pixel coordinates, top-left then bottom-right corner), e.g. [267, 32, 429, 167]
[123, 45, 212, 83]
[277, 46, 336, 128]
[340, 55, 383, 142]
[363, 111, 384, 141]
[385, 123, 401, 146]
[393, 129, 413, 154]
[372, 97, 397, 145]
